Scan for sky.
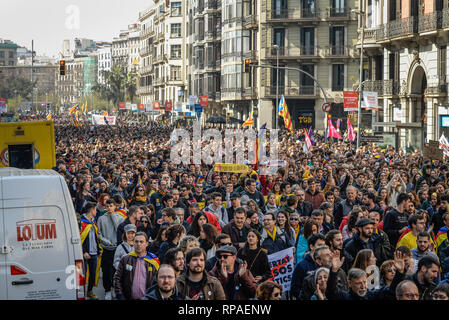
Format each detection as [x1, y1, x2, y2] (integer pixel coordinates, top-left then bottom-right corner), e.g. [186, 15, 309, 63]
[0, 0, 153, 57]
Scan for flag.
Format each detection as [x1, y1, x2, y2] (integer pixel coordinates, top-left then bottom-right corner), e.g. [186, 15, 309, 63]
[85, 102, 88, 114]
[278, 95, 293, 132]
[440, 133, 449, 157]
[347, 118, 356, 142]
[46, 113, 52, 120]
[81, 103, 85, 113]
[336, 119, 341, 132]
[304, 128, 312, 149]
[308, 126, 316, 146]
[328, 119, 343, 139]
[101, 110, 108, 116]
[69, 104, 79, 114]
[242, 111, 254, 127]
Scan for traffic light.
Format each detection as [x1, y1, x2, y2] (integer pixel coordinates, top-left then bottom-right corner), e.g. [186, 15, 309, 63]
[243, 59, 251, 73]
[59, 60, 66, 76]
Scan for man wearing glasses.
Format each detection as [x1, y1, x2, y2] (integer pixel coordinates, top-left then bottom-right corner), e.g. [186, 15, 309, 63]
[260, 212, 289, 255]
[150, 179, 170, 212]
[209, 246, 257, 300]
[142, 264, 185, 300]
[205, 234, 233, 271]
[193, 183, 207, 209]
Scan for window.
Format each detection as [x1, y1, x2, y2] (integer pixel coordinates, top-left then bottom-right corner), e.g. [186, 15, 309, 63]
[329, 26, 345, 54]
[171, 44, 182, 59]
[273, 28, 285, 48]
[171, 23, 182, 38]
[300, 28, 315, 54]
[9, 51, 14, 58]
[272, 0, 287, 18]
[0, 51, 4, 59]
[302, 0, 316, 17]
[171, 2, 182, 16]
[332, 64, 344, 91]
[170, 66, 181, 81]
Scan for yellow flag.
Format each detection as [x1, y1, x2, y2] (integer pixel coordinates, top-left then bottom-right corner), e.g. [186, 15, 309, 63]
[46, 113, 52, 120]
[85, 102, 88, 113]
[242, 111, 254, 127]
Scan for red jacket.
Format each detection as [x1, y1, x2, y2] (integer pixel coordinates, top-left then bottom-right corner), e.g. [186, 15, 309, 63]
[304, 190, 324, 210]
[186, 211, 222, 233]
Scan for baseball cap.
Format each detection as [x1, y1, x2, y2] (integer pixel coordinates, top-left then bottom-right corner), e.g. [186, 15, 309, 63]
[124, 224, 137, 233]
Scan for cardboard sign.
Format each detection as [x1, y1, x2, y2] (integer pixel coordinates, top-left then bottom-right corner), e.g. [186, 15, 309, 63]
[424, 140, 443, 160]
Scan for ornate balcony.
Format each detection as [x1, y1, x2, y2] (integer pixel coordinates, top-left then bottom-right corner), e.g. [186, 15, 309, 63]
[418, 11, 441, 33]
[326, 7, 353, 20]
[243, 15, 258, 28]
[426, 75, 447, 95]
[265, 8, 322, 23]
[363, 80, 384, 96]
[383, 79, 401, 96]
[377, 16, 417, 42]
[139, 47, 152, 57]
[324, 45, 356, 58]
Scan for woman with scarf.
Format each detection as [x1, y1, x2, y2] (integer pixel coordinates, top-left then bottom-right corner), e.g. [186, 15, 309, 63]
[130, 184, 150, 206]
[199, 223, 219, 259]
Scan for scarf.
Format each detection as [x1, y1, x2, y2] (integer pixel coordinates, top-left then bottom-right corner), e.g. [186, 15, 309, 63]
[135, 195, 147, 203]
[266, 226, 277, 242]
[294, 225, 301, 238]
[128, 251, 160, 272]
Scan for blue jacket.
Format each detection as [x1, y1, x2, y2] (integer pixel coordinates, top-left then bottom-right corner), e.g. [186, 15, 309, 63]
[290, 253, 318, 299]
[296, 234, 308, 262]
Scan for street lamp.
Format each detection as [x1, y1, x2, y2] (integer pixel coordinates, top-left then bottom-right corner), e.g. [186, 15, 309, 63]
[273, 44, 280, 130]
[352, 8, 365, 150]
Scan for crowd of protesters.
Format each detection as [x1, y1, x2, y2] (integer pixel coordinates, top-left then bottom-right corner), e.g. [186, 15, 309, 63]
[51, 114, 449, 301]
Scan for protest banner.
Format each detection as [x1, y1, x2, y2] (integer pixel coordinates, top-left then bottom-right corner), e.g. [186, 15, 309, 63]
[213, 163, 249, 173]
[92, 115, 117, 125]
[267, 247, 295, 292]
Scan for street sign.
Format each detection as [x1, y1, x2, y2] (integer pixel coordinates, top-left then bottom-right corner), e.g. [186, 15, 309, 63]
[343, 91, 358, 112]
[165, 101, 173, 111]
[361, 135, 384, 143]
[322, 102, 331, 113]
[194, 104, 202, 114]
[189, 95, 197, 106]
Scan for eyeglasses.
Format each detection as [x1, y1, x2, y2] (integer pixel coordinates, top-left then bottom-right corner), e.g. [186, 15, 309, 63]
[218, 254, 232, 260]
[290, 218, 299, 221]
[272, 292, 281, 298]
[387, 268, 396, 273]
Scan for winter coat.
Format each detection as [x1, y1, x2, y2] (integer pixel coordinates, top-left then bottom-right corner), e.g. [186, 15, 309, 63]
[344, 232, 391, 267]
[222, 220, 251, 248]
[290, 253, 318, 299]
[300, 268, 348, 300]
[260, 227, 290, 255]
[209, 259, 258, 300]
[114, 252, 159, 300]
[405, 272, 438, 300]
[304, 190, 324, 210]
[176, 271, 226, 300]
[141, 284, 185, 300]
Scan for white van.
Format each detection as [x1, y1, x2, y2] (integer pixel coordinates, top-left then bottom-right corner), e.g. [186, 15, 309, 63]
[0, 168, 85, 300]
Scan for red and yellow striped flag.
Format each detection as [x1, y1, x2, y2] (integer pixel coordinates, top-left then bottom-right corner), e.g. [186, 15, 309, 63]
[242, 111, 254, 127]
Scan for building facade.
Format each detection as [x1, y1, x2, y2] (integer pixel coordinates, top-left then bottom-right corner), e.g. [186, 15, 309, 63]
[0, 40, 18, 67]
[112, 24, 141, 73]
[97, 46, 112, 85]
[358, 0, 449, 151]
[138, 0, 188, 110]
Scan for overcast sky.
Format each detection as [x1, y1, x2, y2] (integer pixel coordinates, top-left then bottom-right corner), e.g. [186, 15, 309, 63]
[0, 0, 153, 57]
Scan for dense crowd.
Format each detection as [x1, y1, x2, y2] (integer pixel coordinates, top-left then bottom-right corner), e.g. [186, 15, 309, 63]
[52, 114, 449, 301]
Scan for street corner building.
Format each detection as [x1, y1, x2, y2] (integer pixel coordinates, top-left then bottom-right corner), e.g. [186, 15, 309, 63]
[358, 0, 449, 151]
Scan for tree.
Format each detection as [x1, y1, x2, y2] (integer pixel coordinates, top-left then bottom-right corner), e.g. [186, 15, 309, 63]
[0, 76, 35, 100]
[125, 70, 138, 103]
[92, 65, 126, 107]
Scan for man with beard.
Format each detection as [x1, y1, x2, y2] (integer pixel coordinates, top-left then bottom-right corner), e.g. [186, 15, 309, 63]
[163, 247, 185, 277]
[176, 247, 226, 300]
[325, 230, 352, 273]
[383, 193, 411, 248]
[141, 265, 184, 300]
[411, 231, 439, 273]
[344, 218, 390, 267]
[402, 256, 441, 300]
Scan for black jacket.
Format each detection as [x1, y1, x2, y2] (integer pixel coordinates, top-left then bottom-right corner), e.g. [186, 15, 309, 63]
[405, 273, 437, 300]
[325, 267, 402, 300]
[344, 232, 391, 267]
[334, 198, 362, 227]
[116, 218, 132, 245]
[296, 201, 313, 217]
[300, 268, 348, 300]
[383, 208, 409, 248]
[141, 284, 185, 300]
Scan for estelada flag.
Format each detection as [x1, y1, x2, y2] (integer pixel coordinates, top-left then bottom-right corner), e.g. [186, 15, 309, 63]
[347, 118, 356, 142]
[328, 119, 343, 139]
[242, 111, 254, 127]
[46, 113, 52, 120]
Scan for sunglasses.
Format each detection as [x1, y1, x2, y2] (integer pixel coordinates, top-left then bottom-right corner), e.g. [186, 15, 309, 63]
[272, 292, 281, 298]
[290, 218, 299, 221]
[387, 268, 396, 273]
[218, 254, 232, 259]
[219, 242, 232, 246]
[141, 220, 149, 223]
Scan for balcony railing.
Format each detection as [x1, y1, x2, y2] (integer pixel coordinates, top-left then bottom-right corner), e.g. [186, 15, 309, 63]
[139, 65, 153, 75]
[426, 75, 447, 94]
[327, 7, 351, 19]
[363, 80, 384, 96]
[265, 86, 317, 97]
[266, 8, 321, 21]
[265, 46, 320, 58]
[325, 45, 352, 57]
[243, 87, 257, 98]
[418, 11, 441, 33]
[377, 16, 417, 41]
[205, 0, 218, 10]
[139, 47, 152, 56]
[243, 15, 257, 27]
[383, 79, 401, 95]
